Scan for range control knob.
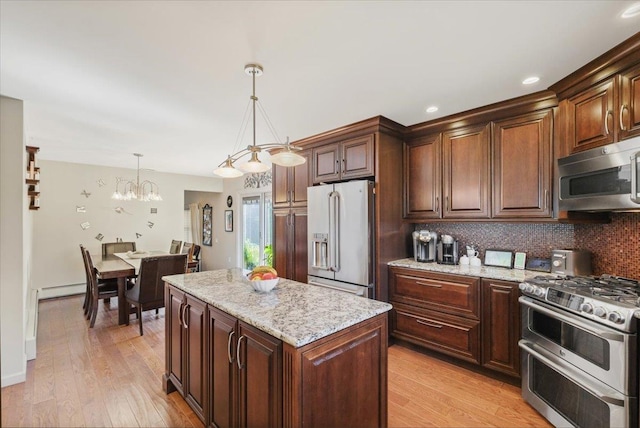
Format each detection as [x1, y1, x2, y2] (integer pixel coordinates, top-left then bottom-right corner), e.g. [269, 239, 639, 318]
[594, 307, 607, 318]
[608, 312, 625, 324]
[533, 287, 545, 297]
[580, 303, 594, 314]
[525, 284, 534, 294]
[519, 283, 527, 291]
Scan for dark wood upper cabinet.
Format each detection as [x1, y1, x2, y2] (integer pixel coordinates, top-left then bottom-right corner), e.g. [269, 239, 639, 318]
[442, 123, 491, 219]
[404, 134, 442, 219]
[273, 208, 307, 284]
[565, 77, 617, 152]
[272, 149, 311, 209]
[620, 63, 640, 140]
[312, 135, 374, 183]
[492, 109, 553, 218]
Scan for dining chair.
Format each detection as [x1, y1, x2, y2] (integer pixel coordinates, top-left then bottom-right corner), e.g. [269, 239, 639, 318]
[80, 244, 90, 315]
[125, 254, 187, 335]
[169, 240, 182, 254]
[181, 242, 193, 256]
[84, 249, 120, 328]
[187, 244, 201, 273]
[102, 241, 136, 256]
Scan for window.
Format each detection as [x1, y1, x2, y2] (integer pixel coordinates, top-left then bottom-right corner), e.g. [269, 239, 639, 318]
[241, 193, 272, 270]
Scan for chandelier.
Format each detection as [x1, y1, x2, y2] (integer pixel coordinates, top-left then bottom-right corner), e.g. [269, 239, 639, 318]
[213, 63, 306, 178]
[111, 153, 162, 202]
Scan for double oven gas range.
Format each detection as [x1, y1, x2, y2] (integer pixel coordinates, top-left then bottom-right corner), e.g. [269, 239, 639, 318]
[519, 274, 640, 428]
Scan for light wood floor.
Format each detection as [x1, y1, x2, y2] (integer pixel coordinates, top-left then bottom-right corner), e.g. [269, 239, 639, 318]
[1, 295, 550, 427]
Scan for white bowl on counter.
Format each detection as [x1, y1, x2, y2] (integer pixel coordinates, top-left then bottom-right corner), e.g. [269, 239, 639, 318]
[246, 276, 279, 293]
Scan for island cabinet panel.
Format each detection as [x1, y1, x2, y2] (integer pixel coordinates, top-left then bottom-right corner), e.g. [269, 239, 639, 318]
[404, 134, 442, 219]
[481, 279, 521, 377]
[208, 305, 282, 428]
[163, 285, 207, 423]
[492, 109, 553, 218]
[442, 123, 491, 218]
[209, 306, 236, 428]
[282, 314, 388, 428]
[237, 322, 282, 428]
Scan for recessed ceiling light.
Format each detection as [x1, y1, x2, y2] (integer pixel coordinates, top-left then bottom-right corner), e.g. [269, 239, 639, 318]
[522, 76, 540, 85]
[622, 3, 640, 18]
[426, 106, 438, 113]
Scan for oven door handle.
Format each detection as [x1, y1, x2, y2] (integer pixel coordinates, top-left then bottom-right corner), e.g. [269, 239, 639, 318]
[519, 297, 625, 342]
[519, 340, 626, 407]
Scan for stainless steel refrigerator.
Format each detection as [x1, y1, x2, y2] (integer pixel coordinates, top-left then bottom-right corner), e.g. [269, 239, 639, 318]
[307, 180, 375, 298]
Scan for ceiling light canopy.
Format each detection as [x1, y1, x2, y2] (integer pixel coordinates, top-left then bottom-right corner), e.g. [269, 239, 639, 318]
[111, 153, 162, 202]
[522, 76, 540, 85]
[213, 64, 306, 178]
[622, 3, 640, 18]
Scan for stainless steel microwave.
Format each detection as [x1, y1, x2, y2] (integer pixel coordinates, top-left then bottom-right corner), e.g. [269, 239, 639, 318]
[558, 136, 640, 212]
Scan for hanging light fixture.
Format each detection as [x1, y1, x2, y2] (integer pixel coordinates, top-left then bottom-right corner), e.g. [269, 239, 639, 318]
[213, 63, 306, 178]
[111, 153, 162, 202]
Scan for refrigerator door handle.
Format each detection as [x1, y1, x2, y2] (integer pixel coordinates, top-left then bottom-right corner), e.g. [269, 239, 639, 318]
[329, 190, 340, 272]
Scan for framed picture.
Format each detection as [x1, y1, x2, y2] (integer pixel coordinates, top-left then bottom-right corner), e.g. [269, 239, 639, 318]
[202, 204, 212, 246]
[224, 209, 233, 232]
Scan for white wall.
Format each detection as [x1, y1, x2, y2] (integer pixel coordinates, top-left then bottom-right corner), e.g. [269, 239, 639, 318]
[1, 95, 27, 386]
[32, 160, 223, 297]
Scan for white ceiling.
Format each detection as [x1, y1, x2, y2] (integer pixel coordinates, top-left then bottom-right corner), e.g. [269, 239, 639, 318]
[1, 1, 639, 177]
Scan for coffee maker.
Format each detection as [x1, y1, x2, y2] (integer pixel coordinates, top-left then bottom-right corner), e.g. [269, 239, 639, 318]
[412, 230, 437, 262]
[437, 234, 459, 265]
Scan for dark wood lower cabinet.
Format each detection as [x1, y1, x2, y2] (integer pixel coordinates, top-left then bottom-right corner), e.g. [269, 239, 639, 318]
[388, 267, 520, 379]
[481, 278, 521, 377]
[166, 283, 389, 428]
[163, 286, 207, 422]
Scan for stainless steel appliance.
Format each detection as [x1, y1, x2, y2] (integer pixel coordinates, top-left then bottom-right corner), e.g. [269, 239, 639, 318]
[551, 249, 592, 276]
[437, 234, 458, 265]
[307, 180, 375, 298]
[412, 230, 437, 262]
[519, 275, 640, 428]
[558, 136, 640, 212]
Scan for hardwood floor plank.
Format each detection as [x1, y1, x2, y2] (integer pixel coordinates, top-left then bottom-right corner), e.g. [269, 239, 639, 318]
[2, 294, 551, 428]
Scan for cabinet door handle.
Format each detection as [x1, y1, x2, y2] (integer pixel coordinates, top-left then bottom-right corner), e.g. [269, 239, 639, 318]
[236, 335, 246, 370]
[335, 159, 339, 174]
[435, 196, 440, 214]
[416, 280, 442, 288]
[178, 302, 184, 327]
[342, 158, 345, 174]
[605, 110, 612, 135]
[445, 196, 449, 212]
[227, 331, 236, 364]
[416, 319, 443, 329]
[182, 304, 190, 329]
[620, 104, 628, 131]
[544, 189, 549, 211]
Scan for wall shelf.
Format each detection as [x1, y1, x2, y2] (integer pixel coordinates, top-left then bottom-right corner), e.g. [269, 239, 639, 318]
[26, 146, 40, 210]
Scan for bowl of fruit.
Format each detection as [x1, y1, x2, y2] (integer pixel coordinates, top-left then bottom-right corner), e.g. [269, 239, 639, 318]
[246, 266, 279, 293]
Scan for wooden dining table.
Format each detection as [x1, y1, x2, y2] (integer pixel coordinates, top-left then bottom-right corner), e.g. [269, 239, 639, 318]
[93, 251, 172, 325]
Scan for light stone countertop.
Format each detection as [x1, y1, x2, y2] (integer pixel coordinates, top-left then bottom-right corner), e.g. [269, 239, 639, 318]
[388, 258, 556, 283]
[162, 268, 392, 348]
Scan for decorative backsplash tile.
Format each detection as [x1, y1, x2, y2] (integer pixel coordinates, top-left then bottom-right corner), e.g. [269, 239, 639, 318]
[575, 213, 640, 280]
[415, 212, 639, 279]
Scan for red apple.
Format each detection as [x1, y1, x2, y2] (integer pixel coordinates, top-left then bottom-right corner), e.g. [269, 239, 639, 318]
[262, 272, 276, 280]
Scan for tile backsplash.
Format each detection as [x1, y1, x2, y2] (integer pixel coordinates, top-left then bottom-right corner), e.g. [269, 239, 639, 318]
[415, 212, 639, 279]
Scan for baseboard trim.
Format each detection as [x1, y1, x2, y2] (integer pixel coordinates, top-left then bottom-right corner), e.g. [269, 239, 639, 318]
[38, 283, 84, 300]
[1, 368, 26, 388]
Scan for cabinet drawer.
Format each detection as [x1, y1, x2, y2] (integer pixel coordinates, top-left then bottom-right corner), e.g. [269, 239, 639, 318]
[391, 305, 481, 364]
[389, 267, 480, 319]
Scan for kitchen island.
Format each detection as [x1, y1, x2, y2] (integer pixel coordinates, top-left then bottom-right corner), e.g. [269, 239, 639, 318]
[162, 268, 391, 428]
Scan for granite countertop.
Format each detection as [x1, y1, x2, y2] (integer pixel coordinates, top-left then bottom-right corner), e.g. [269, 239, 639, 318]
[162, 268, 392, 348]
[388, 258, 556, 282]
